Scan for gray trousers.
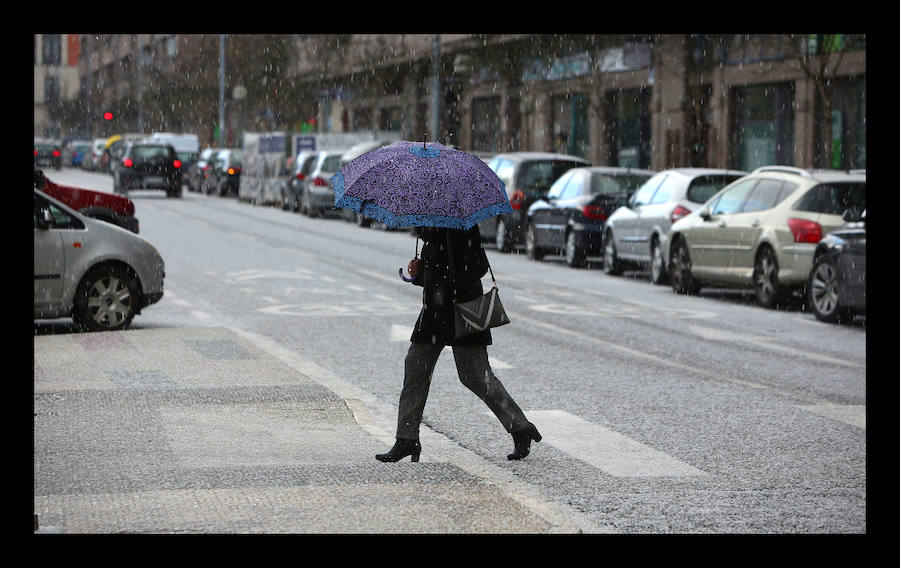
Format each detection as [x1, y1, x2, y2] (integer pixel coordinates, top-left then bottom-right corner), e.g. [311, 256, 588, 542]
[396, 342, 529, 440]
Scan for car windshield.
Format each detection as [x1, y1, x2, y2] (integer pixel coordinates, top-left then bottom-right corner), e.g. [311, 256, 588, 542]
[519, 160, 584, 195]
[590, 173, 651, 195]
[688, 175, 743, 203]
[133, 146, 171, 160]
[322, 154, 343, 172]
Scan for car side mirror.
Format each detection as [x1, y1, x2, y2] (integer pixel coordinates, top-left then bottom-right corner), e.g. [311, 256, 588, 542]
[36, 208, 52, 229]
[700, 207, 712, 221]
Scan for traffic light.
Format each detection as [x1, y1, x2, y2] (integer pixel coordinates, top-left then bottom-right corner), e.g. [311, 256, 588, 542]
[103, 111, 114, 121]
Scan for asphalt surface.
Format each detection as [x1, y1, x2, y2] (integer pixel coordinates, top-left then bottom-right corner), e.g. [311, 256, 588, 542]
[33, 325, 609, 534]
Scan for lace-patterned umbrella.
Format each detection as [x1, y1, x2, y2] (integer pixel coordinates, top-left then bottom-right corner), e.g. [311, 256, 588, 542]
[332, 140, 511, 231]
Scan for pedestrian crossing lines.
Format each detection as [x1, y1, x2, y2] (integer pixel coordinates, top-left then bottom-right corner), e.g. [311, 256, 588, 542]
[517, 410, 707, 478]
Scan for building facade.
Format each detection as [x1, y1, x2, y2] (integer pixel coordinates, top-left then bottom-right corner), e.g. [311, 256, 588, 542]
[35, 34, 866, 172]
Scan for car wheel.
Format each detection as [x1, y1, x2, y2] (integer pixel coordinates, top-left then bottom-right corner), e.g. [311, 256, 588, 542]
[565, 231, 585, 267]
[669, 237, 701, 295]
[495, 219, 511, 253]
[73, 265, 139, 332]
[808, 254, 849, 323]
[753, 246, 785, 308]
[649, 238, 668, 285]
[602, 230, 622, 275]
[525, 223, 543, 261]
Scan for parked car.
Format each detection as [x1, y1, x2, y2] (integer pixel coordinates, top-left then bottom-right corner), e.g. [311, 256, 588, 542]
[35, 167, 139, 233]
[112, 141, 183, 198]
[210, 149, 242, 196]
[478, 152, 590, 252]
[525, 166, 655, 267]
[62, 139, 92, 167]
[189, 148, 219, 194]
[300, 151, 344, 217]
[34, 139, 62, 169]
[667, 167, 866, 308]
[283, 150, 320, 211]
[34, 189, 164, 331]
[67, 142, 93, 168]
[603, 168, 746, 283]
[808, 209, 866, 323]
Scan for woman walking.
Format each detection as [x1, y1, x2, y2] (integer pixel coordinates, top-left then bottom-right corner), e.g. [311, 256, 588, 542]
[376, 225, 541, 463]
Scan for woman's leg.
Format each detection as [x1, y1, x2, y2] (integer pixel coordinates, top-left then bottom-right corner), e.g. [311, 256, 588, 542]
[451, 344, 529, 433]
[395, 342, 444, 440]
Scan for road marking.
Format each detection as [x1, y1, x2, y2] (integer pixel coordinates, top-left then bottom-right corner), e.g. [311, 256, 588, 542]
[526, 410, 706, 477]
[228, 269, 313, 281]
[528, 302, 715, 320]
[796, 403, 865, 429]
[689, 325, 863, 369]
[259, 302, 420, 316]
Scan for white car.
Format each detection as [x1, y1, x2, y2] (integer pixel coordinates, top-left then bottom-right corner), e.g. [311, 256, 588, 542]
[603, 168, 746, 284]
[34, 190, 165, 331]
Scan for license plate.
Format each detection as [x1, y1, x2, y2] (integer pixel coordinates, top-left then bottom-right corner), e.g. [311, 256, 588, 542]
[143, 177, 164, 185]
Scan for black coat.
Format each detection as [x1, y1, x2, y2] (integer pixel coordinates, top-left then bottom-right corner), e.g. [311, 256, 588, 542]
[409, 226, 492, 346]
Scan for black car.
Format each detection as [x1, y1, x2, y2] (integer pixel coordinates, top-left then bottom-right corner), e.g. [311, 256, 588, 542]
[808, 209, 866, 323]
[113, 141, 183, 198]
[34, 140, 62, 169]
[526, 167, 655, 267]
[478, 152, 590, 252]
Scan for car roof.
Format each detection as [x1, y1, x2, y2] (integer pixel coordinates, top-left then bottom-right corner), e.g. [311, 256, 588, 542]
[579, 166, 656, 176]
[750, 166, 866, 183]
[659, 167, 747, 179]
[492, 152, 590, 163]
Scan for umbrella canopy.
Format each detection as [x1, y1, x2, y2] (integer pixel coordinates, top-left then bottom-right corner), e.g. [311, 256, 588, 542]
[332, 140, 511, 230]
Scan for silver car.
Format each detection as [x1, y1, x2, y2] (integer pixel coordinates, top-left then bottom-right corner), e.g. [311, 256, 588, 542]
[603, 168, 746, 284]
[301, 151, 344, 217]
[667, 167, 866, 308]
[34, 190, 165, 331]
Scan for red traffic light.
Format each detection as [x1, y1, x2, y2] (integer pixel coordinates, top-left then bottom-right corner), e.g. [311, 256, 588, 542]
[103, 112, 114, 121]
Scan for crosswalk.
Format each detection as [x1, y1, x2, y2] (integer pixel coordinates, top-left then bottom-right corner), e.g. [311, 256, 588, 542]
[525, 410, 707, 477]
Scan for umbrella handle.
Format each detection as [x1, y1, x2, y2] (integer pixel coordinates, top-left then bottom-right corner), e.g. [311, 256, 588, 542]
[399, 267, 415, 282]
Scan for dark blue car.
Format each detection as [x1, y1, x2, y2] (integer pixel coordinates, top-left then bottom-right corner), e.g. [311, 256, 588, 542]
[808, 209, 866, 323]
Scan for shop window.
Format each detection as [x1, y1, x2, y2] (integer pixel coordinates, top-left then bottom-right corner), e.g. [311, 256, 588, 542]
[730, 83, 794, 171]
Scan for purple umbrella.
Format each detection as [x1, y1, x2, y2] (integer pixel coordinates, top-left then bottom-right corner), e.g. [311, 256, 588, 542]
[332, 140, 511, 231]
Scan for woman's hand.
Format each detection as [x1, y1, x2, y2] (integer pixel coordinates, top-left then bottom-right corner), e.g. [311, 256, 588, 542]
[407, 259, 422, 278]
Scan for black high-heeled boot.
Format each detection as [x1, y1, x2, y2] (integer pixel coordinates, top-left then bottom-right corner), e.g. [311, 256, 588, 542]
[507, 422, 542, 460]
[376, 438, 422, 463]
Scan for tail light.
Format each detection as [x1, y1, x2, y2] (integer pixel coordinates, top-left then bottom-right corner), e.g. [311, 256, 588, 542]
[33, 149, 38, 156]
[582, 204, 607, 220]
[173, 159, 182, 169]
[312, 176, 328, 186]
[787, 217, 822, 243]
[670, 205, 691, 223]
[296, 173, 306, 180]
[123, 158, 133, 168]
[510, 190, 526, 210]
[52, 149, 61, 157]
[228, 167, 241, 175]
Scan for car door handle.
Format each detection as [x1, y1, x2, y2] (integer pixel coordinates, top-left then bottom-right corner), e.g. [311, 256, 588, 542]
[751, 220, 760, 227]
[718, 221, 727, 227]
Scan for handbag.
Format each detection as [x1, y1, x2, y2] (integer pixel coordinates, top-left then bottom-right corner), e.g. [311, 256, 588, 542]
[446, 232, 510, 339]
